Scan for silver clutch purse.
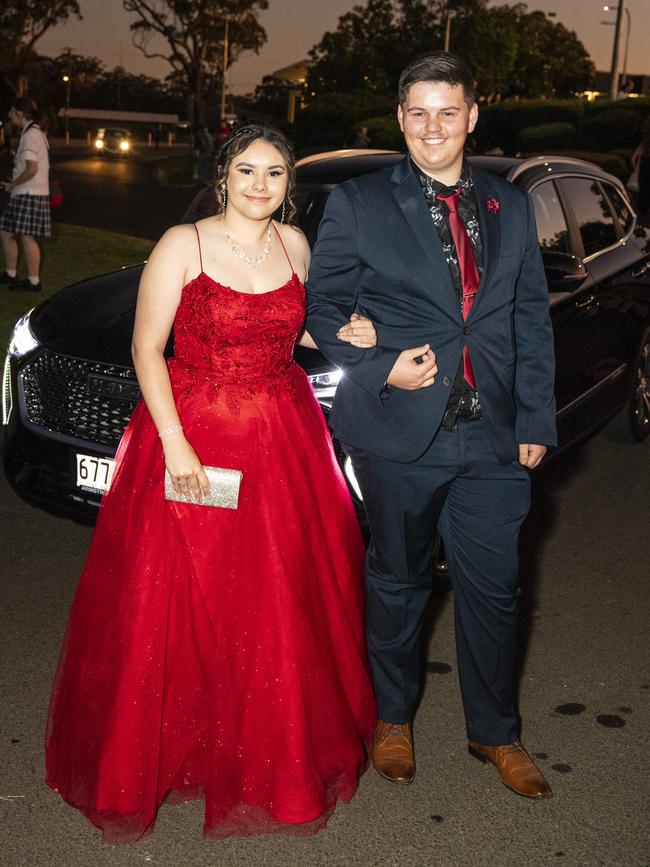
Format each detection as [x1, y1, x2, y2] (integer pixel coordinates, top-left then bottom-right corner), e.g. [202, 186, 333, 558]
[164, 466, 243, 509]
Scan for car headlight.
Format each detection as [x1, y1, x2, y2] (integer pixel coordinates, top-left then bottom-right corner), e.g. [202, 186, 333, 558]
[95, 139, 104, 149]
[2, 355, 12, 425]
[308, 368, 342, 400]
[3, 310, 40, 425]
[7, 310, 40, 357]
[119, 140, 130, 151]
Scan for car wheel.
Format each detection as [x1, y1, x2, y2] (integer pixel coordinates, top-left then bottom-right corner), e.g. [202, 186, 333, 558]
[609, 328, 650, 442]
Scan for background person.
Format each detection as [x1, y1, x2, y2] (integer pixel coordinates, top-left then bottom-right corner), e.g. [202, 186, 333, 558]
[0, 96, 50, 291]
[214, 120, 232, 149]
[615, 79, 634, 100]
[194, 123, 215, 186]
[350, 125, 370, 148]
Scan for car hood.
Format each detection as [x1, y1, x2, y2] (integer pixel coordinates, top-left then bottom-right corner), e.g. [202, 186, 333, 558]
[30, 264, 144, 366]
[28, 263, 331, 373]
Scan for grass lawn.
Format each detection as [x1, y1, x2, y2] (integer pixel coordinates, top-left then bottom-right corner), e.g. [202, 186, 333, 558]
[2, 222, 153, 349]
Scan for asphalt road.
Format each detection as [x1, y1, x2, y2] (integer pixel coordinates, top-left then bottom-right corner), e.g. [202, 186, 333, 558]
[1, 424, 649, 867]
[48, 144, 199, 239]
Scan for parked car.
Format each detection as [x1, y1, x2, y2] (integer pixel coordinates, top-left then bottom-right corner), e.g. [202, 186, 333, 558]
[3, 151, 650, 524]
[94, 127, 132, 156]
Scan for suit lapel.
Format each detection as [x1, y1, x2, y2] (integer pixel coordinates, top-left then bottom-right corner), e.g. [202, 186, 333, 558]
[469, 166, 501, 321]
[390, 158, 461, 323]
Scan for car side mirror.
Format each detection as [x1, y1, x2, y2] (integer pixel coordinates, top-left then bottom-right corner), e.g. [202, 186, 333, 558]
[542, 251, 587, 290]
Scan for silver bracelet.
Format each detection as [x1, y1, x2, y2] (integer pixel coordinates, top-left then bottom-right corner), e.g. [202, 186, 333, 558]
[158, 424, 183, 438]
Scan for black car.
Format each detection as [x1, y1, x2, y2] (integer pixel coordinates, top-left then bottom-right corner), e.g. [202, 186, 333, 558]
[93, 127, 132, 156]
[3, 151, 650, 522]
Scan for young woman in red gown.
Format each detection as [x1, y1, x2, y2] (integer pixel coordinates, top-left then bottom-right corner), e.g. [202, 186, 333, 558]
[45, 124, 377, 842]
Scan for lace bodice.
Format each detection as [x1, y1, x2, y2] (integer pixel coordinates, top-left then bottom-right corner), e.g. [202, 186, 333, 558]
[173, 271, 305, 380]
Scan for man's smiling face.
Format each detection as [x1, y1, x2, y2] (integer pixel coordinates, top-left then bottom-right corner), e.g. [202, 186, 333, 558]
[397, 80, 478, 186]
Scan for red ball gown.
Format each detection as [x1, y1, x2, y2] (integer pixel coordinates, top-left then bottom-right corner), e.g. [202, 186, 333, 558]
[45, 227, 376, 842]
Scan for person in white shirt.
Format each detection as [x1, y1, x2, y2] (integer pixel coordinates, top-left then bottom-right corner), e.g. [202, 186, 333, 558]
[0, 96, 50, 292]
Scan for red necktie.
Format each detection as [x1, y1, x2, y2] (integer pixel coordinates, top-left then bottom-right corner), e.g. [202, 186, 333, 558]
[437, 189, 479, 389]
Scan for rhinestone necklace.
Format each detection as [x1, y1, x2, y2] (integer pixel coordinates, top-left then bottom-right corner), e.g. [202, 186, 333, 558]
[225, 224, 272, 270]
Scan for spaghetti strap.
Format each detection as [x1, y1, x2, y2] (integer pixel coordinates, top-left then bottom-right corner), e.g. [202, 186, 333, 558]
[192, 223, 204, 272]
[273, 224, 294, 275]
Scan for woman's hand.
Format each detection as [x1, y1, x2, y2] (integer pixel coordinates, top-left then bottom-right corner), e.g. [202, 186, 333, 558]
[162, 432, 211, 501]
[337, 313, 377, 348]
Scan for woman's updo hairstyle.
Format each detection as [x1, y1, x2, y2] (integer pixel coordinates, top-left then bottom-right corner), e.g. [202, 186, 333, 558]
[214, 122, 297, 224]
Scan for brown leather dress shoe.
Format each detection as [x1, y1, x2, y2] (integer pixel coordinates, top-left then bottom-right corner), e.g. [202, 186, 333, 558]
[468, 739, 553, 798]
[371, 720, 415, 783]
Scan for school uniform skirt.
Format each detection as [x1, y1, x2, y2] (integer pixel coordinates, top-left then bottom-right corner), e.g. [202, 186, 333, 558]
[1, 194, 51, 237]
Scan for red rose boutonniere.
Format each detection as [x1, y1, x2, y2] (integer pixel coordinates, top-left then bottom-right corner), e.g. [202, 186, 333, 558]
[487, 198, 500, 214]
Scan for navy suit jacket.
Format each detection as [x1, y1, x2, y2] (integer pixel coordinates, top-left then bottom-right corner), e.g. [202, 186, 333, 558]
[305, 156, 557, 464]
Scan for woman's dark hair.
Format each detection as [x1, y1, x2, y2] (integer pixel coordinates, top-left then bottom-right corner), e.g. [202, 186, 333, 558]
[214, 122, 297, 223]
[11, 96, 39, 120]
[398, 52, 475, 107]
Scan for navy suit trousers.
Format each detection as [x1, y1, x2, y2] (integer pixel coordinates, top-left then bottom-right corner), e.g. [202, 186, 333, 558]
[346, 418, 531, 745]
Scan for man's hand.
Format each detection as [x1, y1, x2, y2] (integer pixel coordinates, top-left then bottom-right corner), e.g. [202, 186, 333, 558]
[518, 443, 547, 468]
[386, 344, 438, 390]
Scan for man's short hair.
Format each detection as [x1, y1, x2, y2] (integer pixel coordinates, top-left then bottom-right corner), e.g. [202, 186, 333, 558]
[398, 52, 475, 106]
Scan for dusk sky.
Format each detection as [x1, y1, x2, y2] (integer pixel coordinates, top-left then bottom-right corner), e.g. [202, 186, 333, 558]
[38, 0, 649, 97]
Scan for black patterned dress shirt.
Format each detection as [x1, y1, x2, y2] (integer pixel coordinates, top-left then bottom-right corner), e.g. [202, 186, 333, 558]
[411, 157, 483, 428]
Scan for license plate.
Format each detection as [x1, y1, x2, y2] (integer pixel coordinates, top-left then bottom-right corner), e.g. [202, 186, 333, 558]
[75, 453, 115, 493]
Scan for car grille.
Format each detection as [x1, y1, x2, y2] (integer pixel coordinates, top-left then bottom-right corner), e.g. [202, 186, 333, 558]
[20, 350, 140, 447]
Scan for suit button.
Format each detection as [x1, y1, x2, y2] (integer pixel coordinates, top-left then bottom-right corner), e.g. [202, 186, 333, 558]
[463, 326, 470, 335]
[442, 376, 451, 386]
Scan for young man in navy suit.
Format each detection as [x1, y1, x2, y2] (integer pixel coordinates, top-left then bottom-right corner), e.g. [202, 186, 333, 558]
[306, 53, 556, 798]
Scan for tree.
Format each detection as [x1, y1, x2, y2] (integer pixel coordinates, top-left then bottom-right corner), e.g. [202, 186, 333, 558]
[308, 0, 442, 98]
[447, 2, 521, 99]
[42, 52, 105, 118]
[451, 4, 594, 99]
[47, 53, 181, 113]
[96, 68, 181, 113]
[122, 0, 267, 125]
[510, 11, 594, 98]
[0, 0, 81, 56]
[0, 0, 81, 95]
[307, 0, 595, 103]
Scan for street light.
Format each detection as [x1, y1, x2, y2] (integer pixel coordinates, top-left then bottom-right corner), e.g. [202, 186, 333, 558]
[603, 4, 632, 81]
[602, 3, 630, 98]
[62, 73, 71, 144]
[444, 8, 456, 52]
[62, 47, 72, 144]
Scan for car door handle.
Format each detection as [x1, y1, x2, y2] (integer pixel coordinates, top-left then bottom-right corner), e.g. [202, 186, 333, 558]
[632, 262, 650, 279]
[575, 294, 598, 311]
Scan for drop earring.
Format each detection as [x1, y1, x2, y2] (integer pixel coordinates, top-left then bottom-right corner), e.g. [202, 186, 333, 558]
[281, 200, 286, 223]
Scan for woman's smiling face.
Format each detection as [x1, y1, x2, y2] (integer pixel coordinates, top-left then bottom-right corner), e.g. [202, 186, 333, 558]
[226, 139, 288, 220]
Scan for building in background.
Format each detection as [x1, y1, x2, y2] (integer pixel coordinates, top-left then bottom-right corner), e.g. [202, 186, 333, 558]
[582, 71, 650, 101]
[272, 60, 313, 122]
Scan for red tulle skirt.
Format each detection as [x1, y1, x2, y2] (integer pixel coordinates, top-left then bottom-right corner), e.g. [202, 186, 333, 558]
[45, 363, 376, 842]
